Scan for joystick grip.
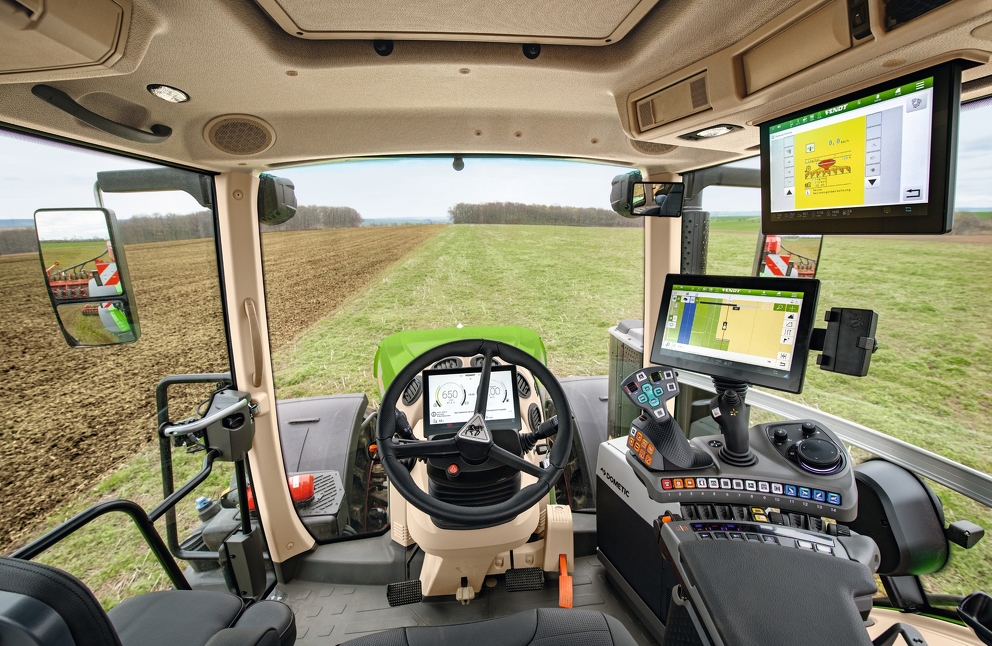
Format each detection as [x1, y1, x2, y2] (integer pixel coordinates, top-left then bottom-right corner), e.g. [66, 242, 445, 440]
[627, 414, 713, 471]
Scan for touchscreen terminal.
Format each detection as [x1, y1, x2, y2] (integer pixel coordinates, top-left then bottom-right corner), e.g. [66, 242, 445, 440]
[650, 275, 820, 393]
[761, 62, 960, 235]
[422, 365, 522, 434]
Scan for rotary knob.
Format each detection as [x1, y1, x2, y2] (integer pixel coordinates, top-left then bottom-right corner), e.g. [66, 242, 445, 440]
[796, 439, 842, 474]
[802, 421, 817, 437]
[773, 428, 789, 443]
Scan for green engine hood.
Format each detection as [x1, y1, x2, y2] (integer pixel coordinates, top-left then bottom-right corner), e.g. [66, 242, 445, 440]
[373, 325, 547, 395]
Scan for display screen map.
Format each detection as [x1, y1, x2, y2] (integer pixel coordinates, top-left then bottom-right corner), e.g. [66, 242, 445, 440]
[768, 76, 934, 218]
[660, 285, 805, 372]
[424, 366, 519, 431]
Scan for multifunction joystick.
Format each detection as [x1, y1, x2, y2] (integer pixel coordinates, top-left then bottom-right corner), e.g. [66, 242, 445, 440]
[709, 378, 756, 467]
[621, 367, 713, 472]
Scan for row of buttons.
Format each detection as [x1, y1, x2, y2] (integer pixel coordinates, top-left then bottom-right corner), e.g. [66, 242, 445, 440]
[660, 476, 842, 506]
[627, 430, 656, 467]
[696, 531, 834, 554]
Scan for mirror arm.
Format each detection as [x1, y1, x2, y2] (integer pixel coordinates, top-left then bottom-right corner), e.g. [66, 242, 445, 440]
[160, 398, 251, 438]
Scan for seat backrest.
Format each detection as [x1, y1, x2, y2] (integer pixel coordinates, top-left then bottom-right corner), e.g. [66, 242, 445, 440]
[0, 556, 122, 646]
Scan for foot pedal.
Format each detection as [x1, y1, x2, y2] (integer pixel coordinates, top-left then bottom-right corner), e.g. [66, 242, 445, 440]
[386, 579, 423, 607]
[505, 567, 544, 592]
[558, 554, 572, 609]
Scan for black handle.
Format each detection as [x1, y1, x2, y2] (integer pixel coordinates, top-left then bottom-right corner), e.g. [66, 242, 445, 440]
[32, 84, 173, 144]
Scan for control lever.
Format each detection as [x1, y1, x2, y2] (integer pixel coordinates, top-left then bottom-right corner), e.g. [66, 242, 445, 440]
[709, 379, 755, 466]
[520, 416, 558, 453]
[620, 367, 713, 471]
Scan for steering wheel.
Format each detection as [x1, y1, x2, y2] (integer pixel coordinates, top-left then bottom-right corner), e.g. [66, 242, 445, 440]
[376, 339, 573, 528]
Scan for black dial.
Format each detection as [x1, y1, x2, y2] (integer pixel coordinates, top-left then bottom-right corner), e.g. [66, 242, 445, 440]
[802, 421, 817, 437]
[796, 438, 842, 473]
[773, 428, 789, 443]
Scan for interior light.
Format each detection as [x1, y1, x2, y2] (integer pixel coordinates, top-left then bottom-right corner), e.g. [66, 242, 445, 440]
[679, 124, 742, 141]
[147, 84, 189, 103]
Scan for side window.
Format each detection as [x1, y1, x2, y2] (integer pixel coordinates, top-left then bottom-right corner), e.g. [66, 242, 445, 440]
[696, 157, 762, 276]
[0, 130, 231, 608]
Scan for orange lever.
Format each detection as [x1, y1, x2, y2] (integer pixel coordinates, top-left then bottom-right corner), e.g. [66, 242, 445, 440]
[558, 554, 572, 609]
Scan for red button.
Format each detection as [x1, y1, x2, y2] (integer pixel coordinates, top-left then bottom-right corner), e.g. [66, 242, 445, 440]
[662, 479, 673, 490]
[447, 463, 459, 475]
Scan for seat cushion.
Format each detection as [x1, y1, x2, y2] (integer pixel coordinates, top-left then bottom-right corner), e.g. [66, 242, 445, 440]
[108, 590, 243, 646]
[235, 600, 296, 646]
[340, 609, 637, 646]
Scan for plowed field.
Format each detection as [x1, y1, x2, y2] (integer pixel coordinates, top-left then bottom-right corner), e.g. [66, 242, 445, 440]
[0, 225, 440, 549]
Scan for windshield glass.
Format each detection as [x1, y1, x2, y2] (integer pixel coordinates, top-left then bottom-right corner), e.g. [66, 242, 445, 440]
[259, 157, 642, 537]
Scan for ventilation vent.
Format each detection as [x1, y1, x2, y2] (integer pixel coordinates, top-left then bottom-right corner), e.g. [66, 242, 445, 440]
[528, 403, 542, 431]
[634, 71, 710, 132]
[402, 376, 422, 406]
[470, 355, 501, 368]
[516, 373, 532, 398]
[432, 357, 461, 370]
[203, 114, 275, 156]
[628, 139, 677, 156]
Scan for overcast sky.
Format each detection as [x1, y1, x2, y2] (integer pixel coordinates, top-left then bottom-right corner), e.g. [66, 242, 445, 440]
[2, 100, 991, 221]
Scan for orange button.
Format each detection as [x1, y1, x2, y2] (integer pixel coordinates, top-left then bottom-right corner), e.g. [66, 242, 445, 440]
[635, 431, 644, 441]
[673, 478, 684, 489]
[684, 478, 695, 489]
[647, 444, 655, 454]
[644, 454, 653, 466]
[638, 450, 646, 460]
[627, 437, 634, 447]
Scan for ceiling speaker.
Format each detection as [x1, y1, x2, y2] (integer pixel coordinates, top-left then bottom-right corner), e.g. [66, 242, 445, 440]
[203, 114, 275, 155]
[628, 139, 676, 155]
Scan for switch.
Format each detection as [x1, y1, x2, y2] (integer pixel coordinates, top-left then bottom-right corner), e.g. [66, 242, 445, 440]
[802, 422, 817, 437]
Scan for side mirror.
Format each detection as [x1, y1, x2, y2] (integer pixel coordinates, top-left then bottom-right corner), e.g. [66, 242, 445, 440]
[258, 173, 297, 225]
[34, 208, 140, 347]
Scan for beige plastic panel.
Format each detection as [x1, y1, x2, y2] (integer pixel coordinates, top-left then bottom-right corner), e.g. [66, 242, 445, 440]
[0, 0, 129, 76]
[742, 0, 851, 94]
[867, 608, 983, 646]
[254, 0, 660, 46]
[214, 173, 315, 564]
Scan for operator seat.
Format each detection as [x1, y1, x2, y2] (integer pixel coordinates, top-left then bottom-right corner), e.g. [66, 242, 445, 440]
[0, 557, 295, 646]
[340, 608, 637, 646]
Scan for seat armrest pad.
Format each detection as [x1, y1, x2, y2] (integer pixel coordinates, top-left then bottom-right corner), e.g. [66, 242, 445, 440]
[205, 627, 279, 646]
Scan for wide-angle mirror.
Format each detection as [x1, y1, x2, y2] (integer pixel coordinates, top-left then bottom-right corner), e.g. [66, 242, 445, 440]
[34, 208, 140, 346]
[630, 182, 685, 217]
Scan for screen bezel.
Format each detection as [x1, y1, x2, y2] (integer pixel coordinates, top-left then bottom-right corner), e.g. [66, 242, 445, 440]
[422, 364, 522, 435]
[760, 62, 961, 235]
[649, 274, 821, 393]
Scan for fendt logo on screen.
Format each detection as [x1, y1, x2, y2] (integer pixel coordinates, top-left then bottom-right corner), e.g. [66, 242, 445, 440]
[600, 467, 629, 498]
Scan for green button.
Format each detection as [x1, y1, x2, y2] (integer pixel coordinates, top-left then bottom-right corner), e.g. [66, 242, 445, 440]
[649, 398, 660, 407]
[642, 384, 652, 392]
[637, 394, 648, 403]
[654, 387, 665, 397]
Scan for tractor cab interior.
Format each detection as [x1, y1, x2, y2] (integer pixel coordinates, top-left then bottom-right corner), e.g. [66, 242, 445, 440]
[3, 1, 992, 645]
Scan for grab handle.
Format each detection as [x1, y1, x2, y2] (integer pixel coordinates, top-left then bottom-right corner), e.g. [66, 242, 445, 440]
[32, 84, 172, 144]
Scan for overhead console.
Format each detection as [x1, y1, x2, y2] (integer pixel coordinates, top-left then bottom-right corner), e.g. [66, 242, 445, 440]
[624, 0, 986, 148]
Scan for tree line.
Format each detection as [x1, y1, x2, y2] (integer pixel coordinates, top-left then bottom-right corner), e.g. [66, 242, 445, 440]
[261, 205, 361, 231]
[449, 202, 641, 227]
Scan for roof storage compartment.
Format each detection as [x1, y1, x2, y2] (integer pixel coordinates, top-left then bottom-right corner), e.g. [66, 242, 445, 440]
[0, 0, 130, 76]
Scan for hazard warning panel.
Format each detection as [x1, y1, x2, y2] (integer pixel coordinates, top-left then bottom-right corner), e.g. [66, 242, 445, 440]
[794, 117, 866, 210]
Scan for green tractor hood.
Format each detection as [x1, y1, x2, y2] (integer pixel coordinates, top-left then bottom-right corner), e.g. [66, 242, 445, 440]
[373, 325, 547, 395]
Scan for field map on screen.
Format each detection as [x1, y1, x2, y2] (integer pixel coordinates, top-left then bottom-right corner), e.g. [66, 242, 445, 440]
[768, 77, 934, 214]
[660, 286, 804, 371]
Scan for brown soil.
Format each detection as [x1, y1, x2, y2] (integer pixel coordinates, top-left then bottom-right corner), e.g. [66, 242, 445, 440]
[0, 226, 441, 549]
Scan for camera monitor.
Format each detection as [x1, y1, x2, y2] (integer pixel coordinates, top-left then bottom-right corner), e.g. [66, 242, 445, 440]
[650, 275, 820, 393]
[761, 62, 961, 235]
[422, 365, 522, 435]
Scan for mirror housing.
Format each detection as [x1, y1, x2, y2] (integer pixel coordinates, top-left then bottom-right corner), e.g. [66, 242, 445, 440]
[610, 171, 642, 218]
[258, 173, 297, 225]
[34, 208, 140, 347]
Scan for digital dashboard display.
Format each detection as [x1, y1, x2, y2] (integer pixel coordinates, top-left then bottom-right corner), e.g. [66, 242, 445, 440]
[760, 62, 960, 235]
[651, 275, 820, 393]
[422, 365, 521, 434]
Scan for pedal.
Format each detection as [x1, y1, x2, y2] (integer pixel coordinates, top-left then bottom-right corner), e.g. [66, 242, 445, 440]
[386, 579, 423, 607]
[558, 554, 572, 609]
[505, 567, 545, 592]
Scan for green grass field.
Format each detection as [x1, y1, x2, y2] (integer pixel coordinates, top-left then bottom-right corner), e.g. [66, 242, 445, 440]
[24, 223, 992, 607]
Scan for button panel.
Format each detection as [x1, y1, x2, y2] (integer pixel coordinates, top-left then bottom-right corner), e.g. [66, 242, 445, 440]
[634, 467, 843, 507]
